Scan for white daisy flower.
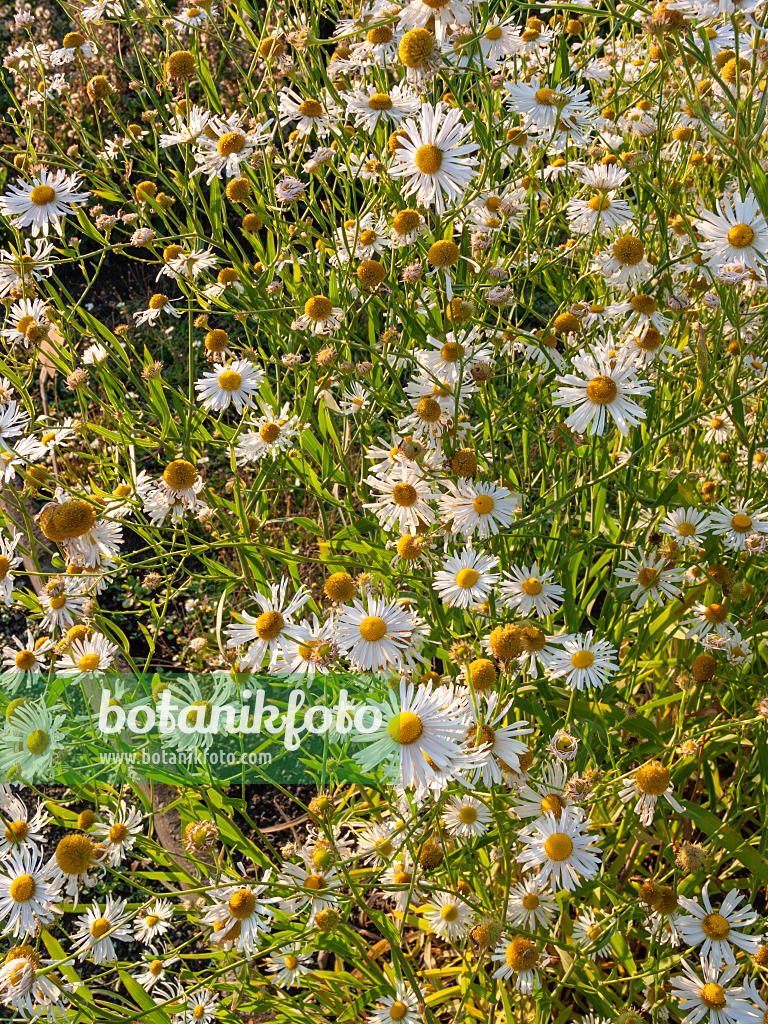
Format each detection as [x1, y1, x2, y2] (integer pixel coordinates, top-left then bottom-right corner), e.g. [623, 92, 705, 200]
[438, 479, 520, 539]
[54, 632, 119, 681]
[194, 359, 264, 414]
[423, 891, 476, 939]
[368, 983, 421, 1024]
[614, 548, 684, 608]
[443, 795, 492, 837]
[553, 346, 653, 437]
[659, 507, 711, 548]
[334, 596, 416, 672]
[567, 192, 634, 235]
[234, 405, 301, 463]
[0, 789, 50, 856]
[278, 88, 342, 137]
[71, 896, 134, 964]
[353, 678, 468, 793]
[694, 192, 768, 271]
[226, 579, 312, 671]
[619, 760, 684, 827]
[0, 698, 67, 783]
[707, 501, 768, 551]
[365, 464, 438, 534]
[506, 877, 558, 931]
[2, 297, 49, 346]
[545, 631, 619, 692]
[344, 83, 420, 129]
[517, 808, 603, 891]
[511, 759, 580, 829]
[700, 411, 733, 444]
[0, 169, 89, 236]
[389, 102, 478, 216]
[91, 802, 143, 866]
[593, 234, 653, 287]
[433, 547, 499, 609]
[499, 563, 565, 616]
[676, 883, 763, 969]
[491, 934, 541, 993]
[277, 861, 339, 916]
[571, 908, 615, 961]
[669, 956, 756, 1024]
[133, 898, 174, 945]
[292, 295, 344, 335]
[266, 945, 313, 988]
[0, 847, 61, 938]
[202, 873, 275, 954]
[464, 692, 534, 786]
[398, 0, 473, 41]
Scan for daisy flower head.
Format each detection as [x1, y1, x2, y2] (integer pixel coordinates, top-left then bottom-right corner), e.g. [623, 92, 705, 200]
[545, 631, 619, 692]
[443, 795, 492, 837]
[572, 907, 615, 961]
[176, 986, 219, 1024]
[553, 345, 653, 437]
[194, 359, 264, 414]
[91, 802, 143, 867]
[423, 891, 476, 940]
[55, 632, 119, 681]
[266, 944, 313, 988]
[277, 860, 340, 917]
[464, 692, 534, 786]
[438, 479, 520, 539]
[594, 234, 653, 287]
[344, 82, 420, 129]
[0, 789, 50, 856]
[133, 898, 174, 945]
[0, 169, 90, 236]
[517, 808, 603, 891]
[669, 956, 755, 1024]
[353, 678, 467, 793]
[504, 76, 594, 131]
[491, 934, 541, 993]
[398, 0, 473, 41]
[510, 759, 579, 829]
[506, 876, 558, 931]
[676, 882, 763, 969]
[293, 295, 343, 335]
[334, 596, 416, 672]
[433, 547, 499, 609]
[202, 874, 275, 954]
[567, 192, 634, 235]
[0, 698, 67, 783]
[659, 507, 711, 548]
[390, 102, 478, 216]
[2, 297, 49, 347]
[700, 411, 733, 444]
[278, 87, 342, 138]
[365, 463, 438, 534]
[368, 982, 421, 1024]
[614, 548, 684, 608]
[499, 563, 564, 617]
[694, 192, 768, 271]
[235, 405, 301, 464]
[708, 501, 768, 551]
[621, 760, 683, 829]
[225, 579, 312, 671]
[0, 846, 61, 937]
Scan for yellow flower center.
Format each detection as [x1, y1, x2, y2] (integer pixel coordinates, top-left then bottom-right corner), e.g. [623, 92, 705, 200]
[76, 653, 101, 673]
[392, 482, 418, 507]
[522, 893, 540, 910]
[700, 983, 726, 1010]
[149, 960, 163, 975]
[455, 568, 479, 588]
[368, 93, 393, 110]
[389, 1002, 409, 1022]
[458, 806, 477, 824]
[677, 521, 696, 537]
[5, 820, 28, 843]
[164, 459, 197, 491]
[541, 793, 564, 818]
[702, 913, 731, 940]
[218, 370, 243, 392]
[589, 195, 611, 212]
[586, 375, 618, 404]
[543, 833, 574, 861]
[9, 874, 35, 902]
[441, 341, 463, 361]
[727, 223, 755, 248]
[414, 144, 443, 174]
[30, 185, 56, 206]
[26, 729, 49, 754]
[521, 577, 543, 595]
[731, 513, 752, 532]
[305, 296, 333, 321]
[441, 903, 459, 921]
[505, 937, 538, 971]
[704, 603, 728, 623]
[485, 25, 503, 39]
[416, 396, 442, 422]
[359, 615, 387, 641]
[535, 88, 557, 104]
[228, 888, 256, 919]
[217, 132, 245, 156]
[260, 422, 281, 443]
[612, 235, 644, 265]
[631, 294, 656, 314]
[109, 822, 129, 843]
[145, 914, 159, 927]
[635, 761, 670, 795]
[302, 873, 326, 891]
[638, 567, 658, 588]
[367, 25, 393, 43]
[90, 917, 111, 938]
[255, 610, 285, 641]
[299, 99, 324, 118]
[387, 711, 423, 745]
[284, 954, 299, 970]
[570, 650, 594, 669]
[55, 834, 93, 874]
[473, 494, 494, 514]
